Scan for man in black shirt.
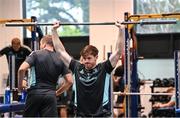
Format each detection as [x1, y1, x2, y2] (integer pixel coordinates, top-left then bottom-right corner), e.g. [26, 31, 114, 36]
[52, 22, 125, 117]
[18, 35, 73, 117]
[0, 37, 31, 88]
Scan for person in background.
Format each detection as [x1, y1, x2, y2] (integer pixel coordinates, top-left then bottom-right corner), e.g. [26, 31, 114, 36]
[18, 35, 73, 117]
[56, 77, 73, 118]
[153, 87, 175, 108]
[0, 37, 31, 88]
[113, 65, 125, 117]
[52, 21, 125, 117]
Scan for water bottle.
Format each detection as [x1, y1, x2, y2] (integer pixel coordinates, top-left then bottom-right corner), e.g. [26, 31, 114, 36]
[20, 90, 27, 103]
[4, 87, 11, 104]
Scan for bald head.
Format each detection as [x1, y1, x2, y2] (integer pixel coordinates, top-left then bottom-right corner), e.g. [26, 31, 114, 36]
[11, 37, 21, 51]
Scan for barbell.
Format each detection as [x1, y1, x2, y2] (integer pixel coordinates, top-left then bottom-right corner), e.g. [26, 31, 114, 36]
[5, 20, 177, 27]
[113, 91, 174, 96]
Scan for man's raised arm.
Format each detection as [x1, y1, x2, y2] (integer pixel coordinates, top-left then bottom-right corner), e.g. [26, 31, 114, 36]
[52, 22, 72, 67]
[109, 22, 125, 67]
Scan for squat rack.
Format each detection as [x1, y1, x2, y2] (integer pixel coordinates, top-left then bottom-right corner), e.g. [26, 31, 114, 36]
[2, 12, 180, 117]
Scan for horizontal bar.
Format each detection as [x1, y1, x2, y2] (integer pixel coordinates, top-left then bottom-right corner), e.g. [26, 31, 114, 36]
[129, 13, 180, 21]
[121, 20, 177, 25]
[113, 92, 174, 96]
[5, 20, 177, 27]
[5, 22, 115, 26]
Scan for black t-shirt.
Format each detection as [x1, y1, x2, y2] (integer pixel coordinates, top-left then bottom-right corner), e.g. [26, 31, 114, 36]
[25, 49, 70, 91]
[0, 45, 31, 72]
[0, 45, 31, 87]
[69, 59, 114, 116]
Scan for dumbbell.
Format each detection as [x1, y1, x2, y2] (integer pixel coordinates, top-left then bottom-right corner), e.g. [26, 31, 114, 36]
[162, 78, 169, 87]
[153, 78, 162, 87]
[168, 77, 174, 87]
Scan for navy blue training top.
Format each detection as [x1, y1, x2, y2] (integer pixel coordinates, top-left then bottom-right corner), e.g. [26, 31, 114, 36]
[69, 59, 114, 116]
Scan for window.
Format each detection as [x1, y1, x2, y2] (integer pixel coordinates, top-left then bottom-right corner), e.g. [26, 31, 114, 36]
[24, 0, 89, 36]
[135, 0, 180, 34]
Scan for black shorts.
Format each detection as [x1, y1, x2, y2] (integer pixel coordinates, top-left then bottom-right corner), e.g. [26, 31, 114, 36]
[23, 89, 58, 117]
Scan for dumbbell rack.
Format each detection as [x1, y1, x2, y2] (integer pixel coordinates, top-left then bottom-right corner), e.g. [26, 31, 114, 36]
[149, 85, 174, 117]
[150, 86, 170, 105]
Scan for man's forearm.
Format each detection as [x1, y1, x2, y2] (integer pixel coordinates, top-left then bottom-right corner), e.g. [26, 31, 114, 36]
[18, 62, 30, 91]
[52, 27, 72, 67]
[56, 82, 72, 96]
[56, 73, 73, 96]
[109, 27, 125, 67]
[52, 28, 66, 53]
[18, 70, 26, 90]
[115, 28, 125, 55]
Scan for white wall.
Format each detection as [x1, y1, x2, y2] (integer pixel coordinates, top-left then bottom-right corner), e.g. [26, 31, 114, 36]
[138, 59, 175, 80]
[0, 0, 23, 94]
[90, 0, 133, 62]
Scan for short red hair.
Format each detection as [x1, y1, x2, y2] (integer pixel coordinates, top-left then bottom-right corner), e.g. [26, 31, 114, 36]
[80, 45, 99, 57]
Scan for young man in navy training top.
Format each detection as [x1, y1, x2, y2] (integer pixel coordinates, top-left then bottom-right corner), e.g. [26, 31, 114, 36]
[52, 21, 125, 117]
